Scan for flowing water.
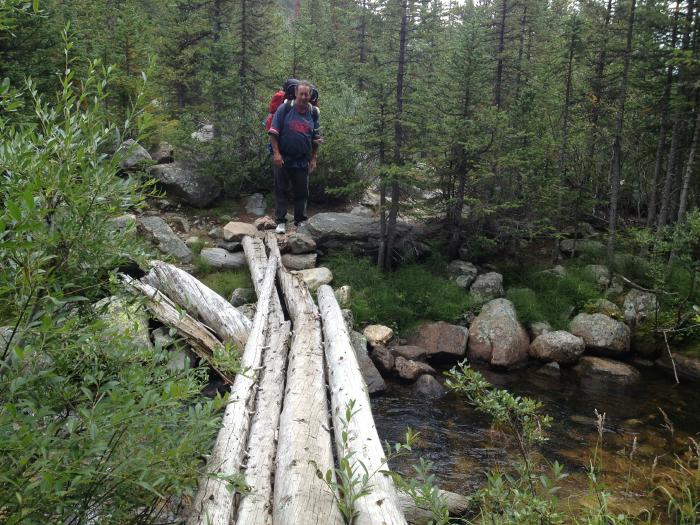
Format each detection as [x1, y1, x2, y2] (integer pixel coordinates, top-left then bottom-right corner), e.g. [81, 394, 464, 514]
[372, 362, 700, 518]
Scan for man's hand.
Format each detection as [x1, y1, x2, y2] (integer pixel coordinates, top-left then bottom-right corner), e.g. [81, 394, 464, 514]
[273, 152, 284, 168]
[309, 157, 317, 174]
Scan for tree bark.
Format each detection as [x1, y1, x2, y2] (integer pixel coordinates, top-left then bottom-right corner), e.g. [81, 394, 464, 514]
[265, 233, 344, 525]
[677, 93, 700, 222]
[242, 235, 284, 326]
[143, 261, 251, 350]
[317, 285, 407, 525]
[187, 256, 278, 525]
[494, 0, 508, 109]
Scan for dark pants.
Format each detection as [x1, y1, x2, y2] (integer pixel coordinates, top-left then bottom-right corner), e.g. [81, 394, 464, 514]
[273, 164, 309, 224]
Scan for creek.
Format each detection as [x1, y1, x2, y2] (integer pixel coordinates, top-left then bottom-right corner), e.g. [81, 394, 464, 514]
[372, 362, 700, 518]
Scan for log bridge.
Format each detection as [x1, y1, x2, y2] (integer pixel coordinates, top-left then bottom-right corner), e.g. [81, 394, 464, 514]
[123, 233, 466, 525]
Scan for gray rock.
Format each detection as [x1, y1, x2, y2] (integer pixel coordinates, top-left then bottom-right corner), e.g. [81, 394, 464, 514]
[569, 313, 631, 356]
[586, 264, 612, 288]
[200, 248, 246, 269]
[138, 216, 193, 262]
[292, 267, 332, 291]
[287, 233, 317, 254]
[350, 331, 386, 394]
[574, 356, 641, 385]
[281, 253, 317, 271]
[541, 265, 567, 278]
[350, 205, 374, 217]
[395, 356, 436, 381]
[370, 345, 395, 374]
[255, 216, 277, 230]
[223, 221, 258, 241]
[208, 227, 223, 239]
[245, 193, 266, 216]
[169, 215, 190, 233]
[529, 331, 585, 365]
[108, 214, 137, 231]
[607, 276, 625, 297]
[535, 362, 561, 377]
[148, 162, 221, 207]
[623, 289, 658, 327]
[529, 321, 552, 339]
[230, 288, 255, 307]
[150, 142, 174, 164]
[590, 299, 622, 318]
[97, 296, 152, 349]
[468, 298, 529, 368]
[191, 124, 214, 142]
[447, 260, 478, 289]
[469, 272, 505, 300]
[363, 324, 394, 346]
[390, 345, 428, 361]
[116, 139, 152, 171]
[217, 241, 242, 252]
[412, 374, 446, 398]
[407, 322, 468, 359]
[152, 327, 176, 350]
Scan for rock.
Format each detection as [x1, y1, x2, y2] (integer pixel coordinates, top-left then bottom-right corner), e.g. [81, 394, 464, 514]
[350, 331, 386, 394]
[541, 265, 567, 278]
[254, 216, 277, 230]
[191, 124, 214, 142]
[155, 198, 175, 211]
[185, 236, 201, 247]
[656, 352, 700, 382]
[97, 296, 152, 349]
[590, 299, 622, 318]
[108, 214, 137, 231]
[199, 248, 246, 269]
[350, 205, 374, 217]
[395, 356, 436, 381]
[148, 162, 221, 207]
[281, 253, 317, 271]
[152, 327, 176, 350]
[412, 374, 446, 398]
[586, 264, 612, 288]
[169, 215, 190, 233]
[569, 313, 631, 356]
[529, 331, 585, 365]
[167, 349, 193, 372]
[335, 285, 351, 307]
[370, 345, 395, 374]
[342, 309, 354, 330]
[623, 289, 658, 327]
[286, 267, 329, 291]
[208, 227, 223, 239]
[230, 288, 255, 307]
[222, 221, 258, 241]
[304, 212, 425, 260]
[363, 324, 394, 346]
[390, 345, 428, 361]
[217, 241, 242, 253]
[559, 239, 605, 255]
[116, 139, 152, 171]
[447, 260, 478, 289]
[607, 276, 625, 297]
[574, 356, 641, 385]
[529, 321, 552, 339]
[137, 216, 193, 262]
[535, 362, 561, 377]
[469, 272, 504, 300]
[360, 189, 381, 207]
[468, 299, 529, 368]
[407, 322, 468, 359]
[245, 193, 266, 216]
[287, 232, 317, 254]
[238, 303, 256, 321]
[149, 142, 174, 164]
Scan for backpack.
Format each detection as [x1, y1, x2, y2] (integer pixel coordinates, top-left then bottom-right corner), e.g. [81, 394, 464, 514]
[264, 78, 319, 133]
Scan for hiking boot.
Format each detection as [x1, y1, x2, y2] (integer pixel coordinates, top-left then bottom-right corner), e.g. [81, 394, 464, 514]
[275, 222, 286, 234]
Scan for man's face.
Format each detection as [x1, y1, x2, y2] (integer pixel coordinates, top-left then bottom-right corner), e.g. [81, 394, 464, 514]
[296, 85, 311, 106]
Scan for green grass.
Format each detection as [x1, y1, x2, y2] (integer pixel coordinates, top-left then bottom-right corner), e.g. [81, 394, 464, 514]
[200, 269, 252, 300]
[324, 252, 478, 334]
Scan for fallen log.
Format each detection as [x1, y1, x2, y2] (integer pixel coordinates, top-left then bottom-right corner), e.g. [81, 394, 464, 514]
[143, 260, 251, 349]
[242, 235, 284, 326]
[397, 488, 469, 524]
[120, 274, 234, 384]
[317, 284, 407, 525]
[187, 257, 277, 525]
[266, 233, 343, 525]
[235, 321, 291, 525]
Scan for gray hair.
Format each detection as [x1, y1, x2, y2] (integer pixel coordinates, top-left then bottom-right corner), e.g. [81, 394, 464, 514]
[296, 80, 312, 93]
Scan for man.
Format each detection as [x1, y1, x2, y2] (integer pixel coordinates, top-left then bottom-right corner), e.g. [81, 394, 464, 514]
[268, 80, 320, 234]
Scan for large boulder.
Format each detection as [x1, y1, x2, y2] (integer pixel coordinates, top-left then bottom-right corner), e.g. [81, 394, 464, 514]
[574, 356, 641, 385]
[350, 331, 386, 394]
[137, 216, 192, 262]
[303, 212, 426, 259]
[468, 299, 529, 368]
[116, 139, 152, 171]
[406, 322, 468, 359]
[623, 289, 658, 327]
[529, 331, 585, 365]
[148, 162, 221, 207]
[223, 221, 258, 241]
[569, 313, 631, 356]
[469, 272, 504, 300]
[447, 260, 478, 290]
[200, 248, 246, 269]
[291, 267, 332, 291]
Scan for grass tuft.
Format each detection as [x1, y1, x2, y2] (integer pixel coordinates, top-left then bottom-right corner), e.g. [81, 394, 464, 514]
[200, 270, 252, 300]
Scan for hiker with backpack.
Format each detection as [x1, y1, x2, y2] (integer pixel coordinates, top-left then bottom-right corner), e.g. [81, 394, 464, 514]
[267, 79, 321, 234]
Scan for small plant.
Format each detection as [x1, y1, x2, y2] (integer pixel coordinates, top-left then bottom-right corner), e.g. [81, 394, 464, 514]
[392, 458, 451, 525]
[199, 270, 253, 299]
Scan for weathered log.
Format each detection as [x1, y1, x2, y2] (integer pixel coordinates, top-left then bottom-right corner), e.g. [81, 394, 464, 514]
[235, 321, 291, 525]
[266, 233, 343, 525]
[120, 274, 234, 384]
[397, 488, 469, 524]
[242, 235, 284, 326]
[143, 260, 251, 349]
[317, 284, 407, 525]
[187, 257, 278, 525]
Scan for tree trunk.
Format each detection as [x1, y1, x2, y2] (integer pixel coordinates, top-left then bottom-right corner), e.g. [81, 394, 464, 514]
[657, 120, 680, 229]
[242, 235, 284, 326]
[143, 261, 251, 349]
[187, 257, 278, 525]
[677, 93, 700, 222]
[494, 0, 508, 109]
[265, 233, 344, 525]
[607, 0, 636, 263]
[317, 285, 407, 525]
